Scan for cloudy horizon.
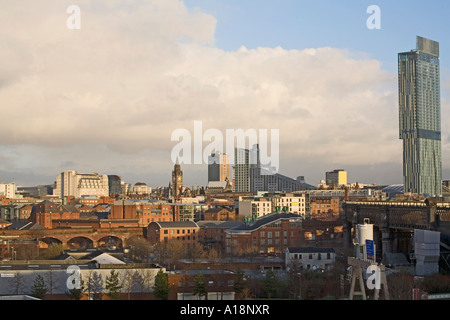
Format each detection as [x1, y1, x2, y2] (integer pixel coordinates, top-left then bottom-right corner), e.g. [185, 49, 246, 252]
[0, 0, 449, 189]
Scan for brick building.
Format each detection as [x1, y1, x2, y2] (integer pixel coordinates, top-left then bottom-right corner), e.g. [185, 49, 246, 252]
[309, 196, 340, 220]
[147, 221, 200, 247]
[225, 213, 303, 255]
[197, 221, 243, 252]
[111, 200, 173, 226]
[203, 208, 236, 221]
[29, 200, 80, 229]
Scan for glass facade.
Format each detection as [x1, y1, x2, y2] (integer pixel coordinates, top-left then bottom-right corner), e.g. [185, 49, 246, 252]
[398, 36, 442, 197]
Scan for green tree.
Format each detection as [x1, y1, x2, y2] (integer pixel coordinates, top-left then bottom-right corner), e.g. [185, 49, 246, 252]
[193, 272, 207, 300]
[66, 280, 86, 300]
[105, 269, 123, 299]
[31, 275, 48, 299]
[41, 243, 66, 259]
[87, 271, 104, 300]
[153, 269, 169, 300]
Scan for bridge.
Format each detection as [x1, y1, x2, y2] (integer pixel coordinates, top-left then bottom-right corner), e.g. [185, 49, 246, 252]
[342, 199, 450, 258]
[0, 226, 145, 250]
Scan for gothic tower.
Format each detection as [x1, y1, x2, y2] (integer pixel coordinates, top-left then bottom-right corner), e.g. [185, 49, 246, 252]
[172, 162, 183, 198]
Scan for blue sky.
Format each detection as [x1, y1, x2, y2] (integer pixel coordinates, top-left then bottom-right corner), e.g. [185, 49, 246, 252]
[184, 0, 450, 74]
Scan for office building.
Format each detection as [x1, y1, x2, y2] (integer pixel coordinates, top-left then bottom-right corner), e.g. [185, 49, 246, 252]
[208, 152, 230, 183]
[399, 36, 442, 196]
[325, 169, 347, 188]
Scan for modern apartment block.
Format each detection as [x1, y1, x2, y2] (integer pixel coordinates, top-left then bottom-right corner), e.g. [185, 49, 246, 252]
[398, 36, 442, 197]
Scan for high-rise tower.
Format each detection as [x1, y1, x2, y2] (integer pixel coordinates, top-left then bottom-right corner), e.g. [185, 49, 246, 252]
[398, 36, 442, 196]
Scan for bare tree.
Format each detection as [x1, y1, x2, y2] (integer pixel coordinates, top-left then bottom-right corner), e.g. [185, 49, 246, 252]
[121, 269, 134, 300]
[8, 272, 26, 295]
[45, 270, 60, 295]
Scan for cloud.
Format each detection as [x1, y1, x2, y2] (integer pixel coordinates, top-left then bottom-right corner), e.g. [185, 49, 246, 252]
[0, 0, 414, 186]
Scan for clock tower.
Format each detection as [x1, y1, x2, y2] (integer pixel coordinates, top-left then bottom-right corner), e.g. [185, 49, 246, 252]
[172, 162, 183, 198]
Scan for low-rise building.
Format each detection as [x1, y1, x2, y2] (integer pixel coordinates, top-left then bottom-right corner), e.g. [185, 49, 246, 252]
[203, 208, 236, 221]
[225, 212, 303, 255]
[285, 247, 336, 271]
[147, 221, 200, 248]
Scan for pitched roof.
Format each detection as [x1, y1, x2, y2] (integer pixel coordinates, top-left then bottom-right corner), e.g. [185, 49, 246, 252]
[150, 221, 199, 229]
[227, 213, 302, 232]
[197, 221, 243, 229]
[287, 247, 335, 254]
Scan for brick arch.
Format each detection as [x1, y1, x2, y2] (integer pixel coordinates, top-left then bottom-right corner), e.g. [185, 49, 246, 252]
[66, 236, 96, 250]
[39, 237, 63, 247]
[96, 235, 124, 249]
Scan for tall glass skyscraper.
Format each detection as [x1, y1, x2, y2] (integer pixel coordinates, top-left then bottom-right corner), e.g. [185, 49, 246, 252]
[398, 36, 442, 197]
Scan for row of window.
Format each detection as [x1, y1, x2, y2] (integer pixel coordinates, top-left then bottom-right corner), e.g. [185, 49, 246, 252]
[291, 253, 332, 260]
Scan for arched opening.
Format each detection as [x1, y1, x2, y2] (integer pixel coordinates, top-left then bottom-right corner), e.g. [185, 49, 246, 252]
[97, 235, 123, 250]
[67, 236, 94, 250]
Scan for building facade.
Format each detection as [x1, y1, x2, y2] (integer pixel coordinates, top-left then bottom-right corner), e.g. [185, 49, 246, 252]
[53, 171, 109, 199]
[225, 213, 303, 255]
[208, 152, 230, 183]
[285, 247, 336, 271]
[172, 163, 183, 197]
[325, 169, 347, 188]
[399, 36, 442, 197]
[147, 221, 200, 247]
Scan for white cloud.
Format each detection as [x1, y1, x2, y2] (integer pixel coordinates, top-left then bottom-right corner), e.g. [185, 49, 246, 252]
[0, 0, 412, 186]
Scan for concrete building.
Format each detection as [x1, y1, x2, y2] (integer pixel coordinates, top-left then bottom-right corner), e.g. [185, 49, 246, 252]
[238, 197, 272, 218]
[272, 194, 307, 216]
[133, 182, 152, 195]
[0, 183, 18, 199]
[285, 247, 336, 271]
[0, 256, 162, 299]
[53, 171, 109, 199]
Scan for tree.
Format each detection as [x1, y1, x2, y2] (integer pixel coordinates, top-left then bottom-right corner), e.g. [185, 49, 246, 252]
[87, 271, 104, 300]
[105, 269, 122, 299]
[45, 270, 59, 295]
[8, 272, 26, 295]
[153, 269, 169, 300]
[66, 279, 86, 300]
[263, 270, 278, 299]
[31, 275, 48, 299]
[233, 269, 246, 299]
[193, 272, 207, 300]
[41, 243, 66, 259]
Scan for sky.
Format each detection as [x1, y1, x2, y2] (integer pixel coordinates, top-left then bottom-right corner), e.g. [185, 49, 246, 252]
[0, 0, 449, 189]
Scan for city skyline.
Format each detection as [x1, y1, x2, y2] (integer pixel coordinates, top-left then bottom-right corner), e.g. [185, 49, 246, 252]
[0, 1, 449, 188]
